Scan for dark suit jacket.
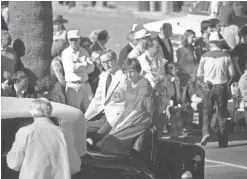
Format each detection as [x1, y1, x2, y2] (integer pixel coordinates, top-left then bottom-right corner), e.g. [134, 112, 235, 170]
[157, 37, 173, 62]
[118, 44, 133, 68]
[91, 41, 104, 52]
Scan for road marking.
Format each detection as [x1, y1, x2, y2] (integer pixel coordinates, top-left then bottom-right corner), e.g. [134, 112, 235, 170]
[206, 159, 247, 170]
[205, 164, 226, 168]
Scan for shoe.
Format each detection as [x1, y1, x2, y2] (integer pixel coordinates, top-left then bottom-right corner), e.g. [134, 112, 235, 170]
[200, 134, 210, 146]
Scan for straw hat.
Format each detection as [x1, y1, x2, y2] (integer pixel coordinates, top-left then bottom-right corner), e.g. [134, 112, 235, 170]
[53, 15, 68, 24]
[133, 28, 151, 40]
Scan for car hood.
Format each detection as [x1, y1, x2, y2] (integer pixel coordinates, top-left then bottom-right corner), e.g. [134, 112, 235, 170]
[144, 14, 210, 37]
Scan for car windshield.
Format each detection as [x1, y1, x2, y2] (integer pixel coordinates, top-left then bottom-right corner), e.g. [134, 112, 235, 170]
[191, 1, 211, 16]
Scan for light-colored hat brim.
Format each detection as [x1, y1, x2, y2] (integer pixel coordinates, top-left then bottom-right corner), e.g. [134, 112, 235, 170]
[134, 32, 151, 40]
[53, 19, 68, 24]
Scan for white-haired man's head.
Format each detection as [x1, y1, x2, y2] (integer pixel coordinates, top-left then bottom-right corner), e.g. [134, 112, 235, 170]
[30, 98, 53, 118]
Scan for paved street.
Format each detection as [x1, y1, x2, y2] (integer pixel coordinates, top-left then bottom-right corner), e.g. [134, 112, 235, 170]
[204, 141, 247, 179]
[52, 4, 247, 179]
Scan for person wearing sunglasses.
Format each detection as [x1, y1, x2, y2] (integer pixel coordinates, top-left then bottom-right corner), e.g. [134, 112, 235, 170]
[61, 30, 95, 112]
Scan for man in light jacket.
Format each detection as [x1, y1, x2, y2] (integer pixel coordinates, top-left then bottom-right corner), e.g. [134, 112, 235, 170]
[7, 98, 81, 179]
[85, 50, 127, 144]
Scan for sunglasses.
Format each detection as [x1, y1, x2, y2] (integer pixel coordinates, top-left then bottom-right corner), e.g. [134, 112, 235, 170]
[70, 38, 78, 42]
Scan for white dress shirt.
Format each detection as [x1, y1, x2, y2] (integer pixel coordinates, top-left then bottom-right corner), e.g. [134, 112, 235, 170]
[7, 117, 81, 179]
[62, 46, 95, 82]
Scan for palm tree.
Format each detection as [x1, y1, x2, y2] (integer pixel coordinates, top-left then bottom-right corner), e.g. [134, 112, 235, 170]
[8, 1, 53, 87]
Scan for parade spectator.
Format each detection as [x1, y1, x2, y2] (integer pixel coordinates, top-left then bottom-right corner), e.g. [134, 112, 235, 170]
[91, 30, 110, 51]
[61, 30, 94, 112]
[85, 50, 127, 146]
[118, 31, 136, 68]
[138, 44, 165, 88]
[7, 98, 81, 179]
[1, 15, 8, 30]
[80, 37, 93, 55]
[1, 30, 17, 82]
[210, 18, 231, 51]
[35, 75, 57, 101]
[176, 29, 197, 87]
[89, 29, 101, 43]
[157, 23, 174, 62]
[96, 58, 153, 155]
[219, 6, 240, 49]
[194, 20, 212, 61]
[197, 31, 235, 147]
[53, 15, 68, 41]
[128, 28, 152, 59]
[88, 50, 104, 94]
[1, 1, 9, 25]
[239, 60, 247, 103]
[231, 25, 247, 80]
[50, 39, 68, 104]
[1, 71, 36, 98]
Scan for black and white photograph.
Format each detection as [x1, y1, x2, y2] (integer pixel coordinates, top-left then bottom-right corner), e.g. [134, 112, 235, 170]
[1, 1, 247, 179]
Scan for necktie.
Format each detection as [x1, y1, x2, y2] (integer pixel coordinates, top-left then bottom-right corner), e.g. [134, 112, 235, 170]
[105, 73, 112, 96]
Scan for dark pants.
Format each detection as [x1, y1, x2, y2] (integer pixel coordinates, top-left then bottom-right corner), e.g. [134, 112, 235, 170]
[87, 112, 112, 142]
[202, 84, 228, 138]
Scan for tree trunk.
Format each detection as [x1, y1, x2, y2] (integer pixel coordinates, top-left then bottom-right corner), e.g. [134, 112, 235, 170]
[8, 1, 53, 87]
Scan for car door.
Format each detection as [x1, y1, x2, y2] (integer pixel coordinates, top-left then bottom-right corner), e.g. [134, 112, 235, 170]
[1, 117, 60, 179]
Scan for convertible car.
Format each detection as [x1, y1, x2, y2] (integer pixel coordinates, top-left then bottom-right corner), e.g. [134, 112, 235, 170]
[1, 97, 205, 179]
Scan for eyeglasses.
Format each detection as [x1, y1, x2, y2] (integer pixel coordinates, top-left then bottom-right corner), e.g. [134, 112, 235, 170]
[69, 38, 78, 42]
[101, 59, 113, 64]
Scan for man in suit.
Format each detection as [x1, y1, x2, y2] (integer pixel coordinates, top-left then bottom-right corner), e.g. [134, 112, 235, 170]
[157, 23, 174, 62]
[85, 50, 127, 141]
[118, 31, 136, 69]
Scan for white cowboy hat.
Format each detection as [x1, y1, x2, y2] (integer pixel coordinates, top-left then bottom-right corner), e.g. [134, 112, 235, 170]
[131, 24, 144, 32]
[67, 30, 80, 39]
[209, 31, 224, 43]
[133, 28, 151, 40]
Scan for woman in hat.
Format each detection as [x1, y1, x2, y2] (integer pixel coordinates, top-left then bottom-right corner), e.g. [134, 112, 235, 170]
[53, 15, 68, 41]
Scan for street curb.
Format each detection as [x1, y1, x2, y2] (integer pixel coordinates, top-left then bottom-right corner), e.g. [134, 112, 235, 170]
[196, 140, 247, 148]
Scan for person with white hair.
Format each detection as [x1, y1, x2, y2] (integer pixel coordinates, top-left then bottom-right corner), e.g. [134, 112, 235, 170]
[197, 31, 235, 148]
[7, 98, 81, 179]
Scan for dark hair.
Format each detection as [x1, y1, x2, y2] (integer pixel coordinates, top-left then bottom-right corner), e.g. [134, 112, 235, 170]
[100, 49, 117, 61]
[161, 23, 172, 31]
[97, 30, 109, 41]
[239, 25, 247, 37]
[126, 58, 142, 73]
[209, 18, 220, 28]
[164, 61, 175, 74]
[127, 31, 135, 42]
[181, 29, 196, 47]
[35, 76, 56, 94]
[200, 20, 213, 34]
[11, 71, 28, 84]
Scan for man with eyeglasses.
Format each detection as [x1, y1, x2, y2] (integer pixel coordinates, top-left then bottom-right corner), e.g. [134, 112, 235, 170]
[85, 50, 127, 148]
[61, 30, 95, 112]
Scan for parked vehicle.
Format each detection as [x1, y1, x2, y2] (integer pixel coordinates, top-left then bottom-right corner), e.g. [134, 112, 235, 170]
[1, 97, 205, 179]
[144, 1, 247, 37]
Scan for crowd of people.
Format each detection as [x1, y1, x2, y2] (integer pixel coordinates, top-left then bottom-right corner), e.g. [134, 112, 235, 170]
[1, 2, 247, 179]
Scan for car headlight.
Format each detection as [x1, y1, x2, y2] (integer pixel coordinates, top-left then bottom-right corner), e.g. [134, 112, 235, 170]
[181, 171, 193, 179]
